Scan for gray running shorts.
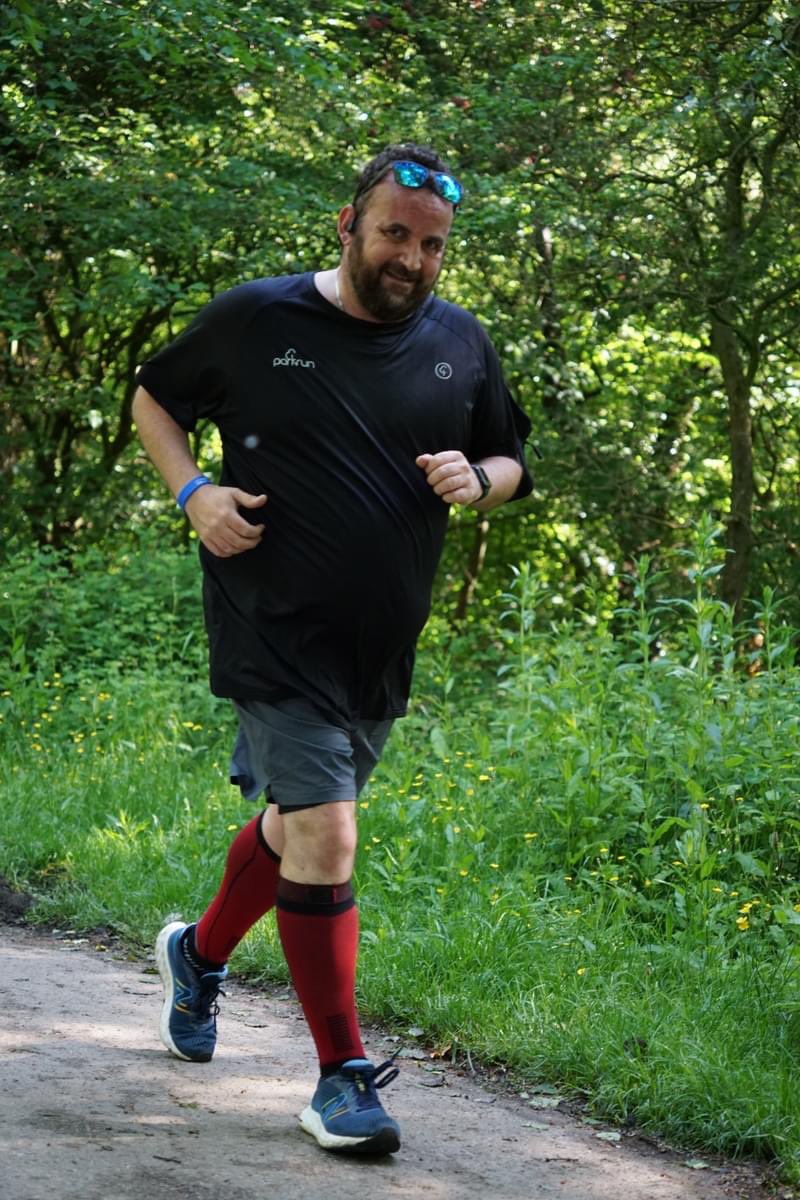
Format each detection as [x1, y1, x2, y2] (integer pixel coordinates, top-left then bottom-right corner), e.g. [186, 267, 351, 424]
[229, 696, 394, 811]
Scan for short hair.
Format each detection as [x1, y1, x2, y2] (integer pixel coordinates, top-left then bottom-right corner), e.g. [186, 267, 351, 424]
[350, 142, 455, 217]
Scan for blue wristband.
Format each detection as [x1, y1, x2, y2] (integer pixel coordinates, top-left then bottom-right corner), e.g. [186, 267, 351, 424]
[176, 474, 211, 511]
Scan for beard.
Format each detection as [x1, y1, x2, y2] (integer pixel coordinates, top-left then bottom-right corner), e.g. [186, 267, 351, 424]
[345, 233, 439, 321]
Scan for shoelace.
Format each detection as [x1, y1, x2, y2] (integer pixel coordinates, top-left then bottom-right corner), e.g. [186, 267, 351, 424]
[344, 1056, 400, 1111]
[190, 974, 226, 1021]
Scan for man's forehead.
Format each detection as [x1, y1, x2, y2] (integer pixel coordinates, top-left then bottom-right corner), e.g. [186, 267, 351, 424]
[363, 176, 454, 232]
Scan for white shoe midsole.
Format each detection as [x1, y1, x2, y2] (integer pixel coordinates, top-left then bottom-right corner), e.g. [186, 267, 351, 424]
[299, 1105, 372, 1148]
[155, 921, 192, 1061]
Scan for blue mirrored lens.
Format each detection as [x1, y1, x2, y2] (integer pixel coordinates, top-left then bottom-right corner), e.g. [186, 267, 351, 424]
[433, 172, 463, 205]
[393, 161, 430, 188]
[391, 160, 462, 206]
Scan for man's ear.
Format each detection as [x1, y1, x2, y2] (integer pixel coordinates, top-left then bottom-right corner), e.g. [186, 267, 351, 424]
[338, 204, 357, 244]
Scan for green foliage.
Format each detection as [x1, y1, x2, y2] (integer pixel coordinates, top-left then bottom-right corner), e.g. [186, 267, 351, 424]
[0, 537, 205, 684]
[3, 1, 800, 619]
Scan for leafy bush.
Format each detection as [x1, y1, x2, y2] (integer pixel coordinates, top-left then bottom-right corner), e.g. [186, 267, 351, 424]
[0, 535, 205, 686]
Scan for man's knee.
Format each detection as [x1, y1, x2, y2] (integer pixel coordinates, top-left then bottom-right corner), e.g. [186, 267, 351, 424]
[281, 800, 357, 880]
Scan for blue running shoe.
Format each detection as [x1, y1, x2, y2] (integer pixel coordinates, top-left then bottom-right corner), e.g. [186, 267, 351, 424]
[299, 1057, 401, 1155]
[155, 921, 227, 1063]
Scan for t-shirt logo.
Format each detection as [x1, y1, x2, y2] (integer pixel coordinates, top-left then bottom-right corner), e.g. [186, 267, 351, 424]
[273, 348, 316, 369]
[435, 362, 453, 379]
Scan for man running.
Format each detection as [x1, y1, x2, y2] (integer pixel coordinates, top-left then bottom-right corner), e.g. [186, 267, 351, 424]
[132, 142, 532, 1156]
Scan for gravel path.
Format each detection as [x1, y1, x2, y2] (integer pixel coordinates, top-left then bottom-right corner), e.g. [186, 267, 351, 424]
[0, 919, 777, 1200]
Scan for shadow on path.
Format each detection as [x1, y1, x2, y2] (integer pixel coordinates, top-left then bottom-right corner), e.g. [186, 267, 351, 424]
[0, 922, 774, 1200]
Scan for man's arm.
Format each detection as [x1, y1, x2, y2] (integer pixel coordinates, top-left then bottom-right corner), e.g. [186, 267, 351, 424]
[415, 451, 523, 512]
[132, 386, 267, 557]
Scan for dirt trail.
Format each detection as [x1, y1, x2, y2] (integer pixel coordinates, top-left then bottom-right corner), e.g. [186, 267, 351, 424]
[0, 918, 778, 1200]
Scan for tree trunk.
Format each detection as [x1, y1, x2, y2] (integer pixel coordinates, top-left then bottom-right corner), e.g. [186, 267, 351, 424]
[453, 515, 490, 623]
[534, 224, 568, 416]
[709, 315, 754, 618]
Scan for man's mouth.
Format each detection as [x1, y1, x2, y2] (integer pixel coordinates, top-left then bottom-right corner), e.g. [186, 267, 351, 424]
[383, 268, 419, 287]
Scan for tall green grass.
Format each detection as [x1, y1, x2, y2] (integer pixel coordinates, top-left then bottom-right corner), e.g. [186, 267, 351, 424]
[1, 519, 799, 1177]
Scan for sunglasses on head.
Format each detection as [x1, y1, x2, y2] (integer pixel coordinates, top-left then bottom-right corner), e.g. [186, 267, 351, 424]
[390, 160, 463, 206]
[356, 160, 464, 208]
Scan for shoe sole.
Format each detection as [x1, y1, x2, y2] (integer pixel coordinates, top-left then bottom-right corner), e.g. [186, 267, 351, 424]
[155, 921, 210, 1063]
[299, 1105, 400, 1155]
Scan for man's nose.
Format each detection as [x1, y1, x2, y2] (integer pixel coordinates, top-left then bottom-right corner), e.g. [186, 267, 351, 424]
[396, 241, 423, 272]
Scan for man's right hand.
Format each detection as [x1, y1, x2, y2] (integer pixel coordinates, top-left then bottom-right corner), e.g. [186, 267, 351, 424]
[184, 485, 267, 557]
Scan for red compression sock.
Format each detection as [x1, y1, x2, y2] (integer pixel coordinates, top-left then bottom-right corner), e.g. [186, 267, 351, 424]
[194, 810, 281, 964]
[276, 877, 365, 1071]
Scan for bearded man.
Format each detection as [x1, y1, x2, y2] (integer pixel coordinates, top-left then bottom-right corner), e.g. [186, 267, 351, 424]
[132, 142, 532, 1156]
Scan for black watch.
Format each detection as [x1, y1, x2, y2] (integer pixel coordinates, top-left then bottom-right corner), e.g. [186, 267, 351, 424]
[470, 463, 492, 501]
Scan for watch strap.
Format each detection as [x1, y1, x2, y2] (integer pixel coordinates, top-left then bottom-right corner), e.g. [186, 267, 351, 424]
[470, 463, 491, 501]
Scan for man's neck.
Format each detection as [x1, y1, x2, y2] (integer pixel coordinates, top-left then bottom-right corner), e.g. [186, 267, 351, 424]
[312, 267, 384, 323]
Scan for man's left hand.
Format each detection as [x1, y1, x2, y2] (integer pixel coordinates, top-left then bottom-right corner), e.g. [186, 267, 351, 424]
[416, 451, 482, 506]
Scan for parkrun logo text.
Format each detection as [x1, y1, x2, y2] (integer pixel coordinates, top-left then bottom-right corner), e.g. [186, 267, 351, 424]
[273, 347, 316, 369]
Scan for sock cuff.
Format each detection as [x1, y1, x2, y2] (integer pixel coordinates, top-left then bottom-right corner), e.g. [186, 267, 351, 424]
[181, 924, 226, 974]
[256, 809, 282, 863]
[276, 877, 354, 916]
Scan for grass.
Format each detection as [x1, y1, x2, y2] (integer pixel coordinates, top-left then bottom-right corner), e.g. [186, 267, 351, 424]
[1, 519, 799, 1178]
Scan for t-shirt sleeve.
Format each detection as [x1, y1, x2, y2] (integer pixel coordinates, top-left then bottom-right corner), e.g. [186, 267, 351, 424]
[467, 331, 534, 501]
[135, 284, 258, 432]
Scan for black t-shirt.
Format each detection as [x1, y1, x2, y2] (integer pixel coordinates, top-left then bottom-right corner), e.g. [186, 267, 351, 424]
[136, 272, 532, 723]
